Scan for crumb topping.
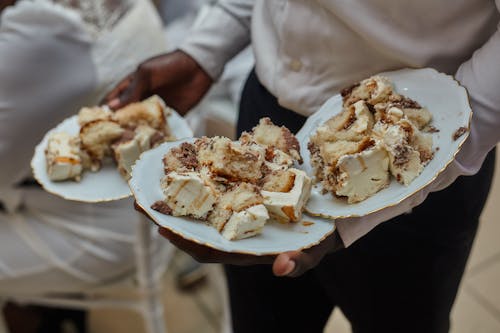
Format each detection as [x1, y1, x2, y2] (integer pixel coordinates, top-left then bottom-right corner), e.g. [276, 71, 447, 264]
[151, 200, 173, 215]
[391, 97, 421, 109]
[453, 127, 467, 141]
[341, 83, 360, 98]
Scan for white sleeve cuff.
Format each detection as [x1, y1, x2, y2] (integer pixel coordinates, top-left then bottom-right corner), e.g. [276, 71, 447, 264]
[335, 188, 427, 247]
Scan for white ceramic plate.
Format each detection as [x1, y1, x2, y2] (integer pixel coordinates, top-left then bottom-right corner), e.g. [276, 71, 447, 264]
[31, 111, 193, 203]
[296, 68, 471, 219]
[129, 139, 335, 255]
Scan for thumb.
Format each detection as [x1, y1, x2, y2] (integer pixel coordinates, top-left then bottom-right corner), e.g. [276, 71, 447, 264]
[272, 252, 297, 277]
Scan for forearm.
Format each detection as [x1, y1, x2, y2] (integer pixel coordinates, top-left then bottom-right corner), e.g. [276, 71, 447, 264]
[179, 0, 254, 80]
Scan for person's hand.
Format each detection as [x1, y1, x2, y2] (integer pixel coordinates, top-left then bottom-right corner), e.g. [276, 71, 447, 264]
[272, 230, 343, 277]
[102, 50, 213, 115]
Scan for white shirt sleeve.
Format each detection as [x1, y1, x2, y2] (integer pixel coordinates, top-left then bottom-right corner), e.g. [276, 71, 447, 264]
[178, 0, 254, 80]
[0, 1, 96, 193]
[336, 1, 500, 247]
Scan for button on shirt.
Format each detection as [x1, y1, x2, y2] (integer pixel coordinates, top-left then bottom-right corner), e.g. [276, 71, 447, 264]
[180, 0, 500, 246]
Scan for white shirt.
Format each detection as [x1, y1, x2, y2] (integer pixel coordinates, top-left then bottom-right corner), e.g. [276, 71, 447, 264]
[180, 0, 500, 246]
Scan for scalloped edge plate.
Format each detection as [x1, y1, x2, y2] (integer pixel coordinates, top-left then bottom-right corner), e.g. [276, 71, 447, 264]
[31, 109, 193, 203]
[295, 68, 471, 219]
[129, 139, 335, 255]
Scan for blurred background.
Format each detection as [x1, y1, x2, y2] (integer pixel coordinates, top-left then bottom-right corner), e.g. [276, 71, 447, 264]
[0, 1, 498, 332]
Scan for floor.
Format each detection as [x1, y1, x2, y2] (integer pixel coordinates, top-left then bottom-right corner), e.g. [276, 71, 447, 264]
[1, 152, 498, 333]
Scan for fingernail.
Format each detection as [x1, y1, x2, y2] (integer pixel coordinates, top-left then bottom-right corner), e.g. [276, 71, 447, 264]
[283, 260, 295, 276]
[108, 98, 119, 108]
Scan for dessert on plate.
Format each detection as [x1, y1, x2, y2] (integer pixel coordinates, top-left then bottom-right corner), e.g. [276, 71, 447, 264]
[45, 95, 175, 181]
[152, 118, 312, 240]
[45, 132, 84, 181]
[308, 75, 436, 203]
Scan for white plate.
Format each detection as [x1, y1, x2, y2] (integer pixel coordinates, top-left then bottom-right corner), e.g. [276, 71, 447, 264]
[296, 68, 471, 219]
[129, 139, 335, 255]
[31, 111, 193, 203]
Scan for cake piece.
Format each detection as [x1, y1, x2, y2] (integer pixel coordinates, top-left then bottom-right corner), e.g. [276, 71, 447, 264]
[112, 125, 166, 179]
[412, 130, 434, 164]
[261, 168, 312, 223]
[196, 136, 264, 183]
[342, 76, 393, 107]
[389, 95, 432, 129]
[310, 100, 375, 144]
[45, 132, 83, 181]
[163, 142, 199, 174]
[240, 117, 302, 163]
[372, 104, 405, 124]
[380, 122, 423, 186]
[113, 95, 172, 136]
[79, 119, 124, 169]
[333, 144, 390, 203]
[221, 204, 269, 240]
[159, 171, 218, 220]
[261, 169, 297, 193]
[208, 182, 268, 240]
[113, 139, 141, 179]
[78, 106, 112, 126]
[310, 137, 374, 182]
[133, 125, 163, 151]
[263, 146, 294, 171]
[209, 182, 264, 231]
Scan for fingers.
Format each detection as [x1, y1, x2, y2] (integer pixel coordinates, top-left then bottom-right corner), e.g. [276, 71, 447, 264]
[101, 69, 147, 110]
[273, 251, 319, 278]
[157, 227, 275, 265]
[101, 74, 133, 107]
[272, 253, 296, 276]
[273, 231, 344, 277]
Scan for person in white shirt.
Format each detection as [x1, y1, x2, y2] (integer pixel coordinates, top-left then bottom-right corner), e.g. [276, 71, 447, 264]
[105, 1, 500, 332]
[0, 1, 169, 332]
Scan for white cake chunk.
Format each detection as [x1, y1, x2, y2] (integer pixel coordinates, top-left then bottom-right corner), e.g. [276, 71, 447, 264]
[261, 169, 312, 223]
[78, 106, 112, 127]
[45, 132, 83, 181]
[388, 148, 423, 186]
[335, 144, 390, 203]
[343, 76, 394, 106]
[113, 138, 142, 179]
[113, 125, 162, 179]
[162, 172, 217, 219]
[311, 100, 374, 143]
[221, 204, 269, 240]
[113, 95, 171, 135]
[381, 123, 424, 186]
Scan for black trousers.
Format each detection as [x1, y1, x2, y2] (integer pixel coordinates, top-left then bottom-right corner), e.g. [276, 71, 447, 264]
[226, 70, 497, 333]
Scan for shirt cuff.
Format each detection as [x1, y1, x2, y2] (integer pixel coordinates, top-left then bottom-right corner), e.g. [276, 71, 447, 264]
[179, 5, 251, 80]
[334, 188, 428, 247]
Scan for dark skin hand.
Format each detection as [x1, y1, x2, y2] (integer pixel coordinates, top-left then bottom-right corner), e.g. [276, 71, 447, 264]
[135, 202, 344, 277]
[101, 50, 213, 115]
[0, 0, 17, 12]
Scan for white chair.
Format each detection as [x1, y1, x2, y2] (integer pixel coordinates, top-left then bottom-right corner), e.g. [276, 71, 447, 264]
[0, 215, 173, 333]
